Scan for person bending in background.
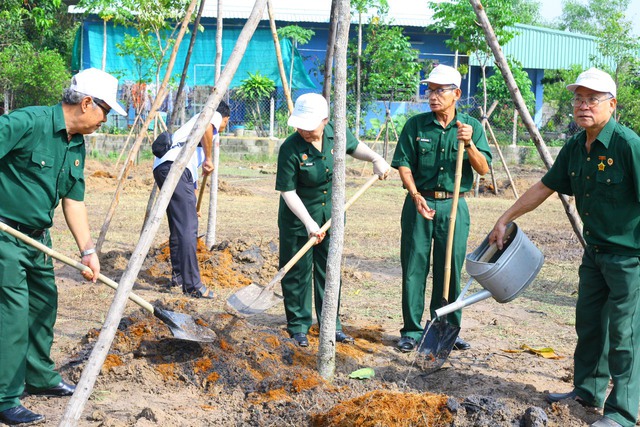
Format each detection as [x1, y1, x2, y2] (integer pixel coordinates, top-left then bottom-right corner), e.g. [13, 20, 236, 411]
[0, 68, 126, 426]
[153, 101, 230, 299]
[276, 93, 390, 347]
[391, 64, 491, 353]
[490, 68, 640, 427]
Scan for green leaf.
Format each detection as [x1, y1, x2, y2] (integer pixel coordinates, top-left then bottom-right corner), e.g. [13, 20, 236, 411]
[349, 367, 375, 380]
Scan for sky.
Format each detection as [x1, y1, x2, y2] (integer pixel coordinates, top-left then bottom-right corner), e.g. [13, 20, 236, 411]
[536, 0, 640, 36]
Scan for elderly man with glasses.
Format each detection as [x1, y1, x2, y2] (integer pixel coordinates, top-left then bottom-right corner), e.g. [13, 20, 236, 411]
[391, 64, 491, 353]
[489, 67, 640, 427]
[0, 68, 126, 426]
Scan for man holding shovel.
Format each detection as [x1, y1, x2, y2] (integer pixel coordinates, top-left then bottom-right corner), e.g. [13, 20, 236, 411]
[490, 68, 640, 427]
[276, 93, 390, 347]
[0, 68, 126, 426]
[152, 101, 230, 299]
[391, 65, 491, 353]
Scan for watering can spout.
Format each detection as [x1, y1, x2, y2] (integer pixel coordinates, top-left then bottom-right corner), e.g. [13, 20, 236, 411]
[435, 289, 492, 318]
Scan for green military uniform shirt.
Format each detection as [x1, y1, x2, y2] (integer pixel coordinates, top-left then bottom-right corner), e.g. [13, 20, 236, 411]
[391, 111, 492, 191]
[0, 104, 86, 229]
[542, 117, 640, 255]
[276, 122, 359, 236]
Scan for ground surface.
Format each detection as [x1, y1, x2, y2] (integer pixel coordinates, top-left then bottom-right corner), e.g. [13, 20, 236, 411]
[17, 157, 619, 426]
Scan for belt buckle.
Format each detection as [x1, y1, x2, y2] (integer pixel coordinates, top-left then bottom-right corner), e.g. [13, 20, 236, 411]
[434, 191, 447, 199]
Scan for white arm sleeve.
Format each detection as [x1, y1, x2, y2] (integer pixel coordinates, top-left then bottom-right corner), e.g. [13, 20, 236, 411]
[281, 190, 320, 236]
[351, 142, 390, 177]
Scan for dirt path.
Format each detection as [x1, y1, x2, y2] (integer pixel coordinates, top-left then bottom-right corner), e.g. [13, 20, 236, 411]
[20, 159, 608, 426]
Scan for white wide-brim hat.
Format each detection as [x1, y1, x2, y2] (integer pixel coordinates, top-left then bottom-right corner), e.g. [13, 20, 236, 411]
[288, 93, 329, 131]
[70, 68, 127, 116]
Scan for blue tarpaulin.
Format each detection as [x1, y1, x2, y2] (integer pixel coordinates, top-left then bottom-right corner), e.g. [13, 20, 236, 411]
[72, 19, 317, 90]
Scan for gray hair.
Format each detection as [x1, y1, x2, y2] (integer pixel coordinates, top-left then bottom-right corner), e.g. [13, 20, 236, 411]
[62, 88, 89, 105]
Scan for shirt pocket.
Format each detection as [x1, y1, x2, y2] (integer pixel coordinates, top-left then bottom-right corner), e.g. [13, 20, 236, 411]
[596, 168, 623, 202]
[299, 160, 324, 187]
[23, 151, 54, 185]
[417, 137, 436, 167]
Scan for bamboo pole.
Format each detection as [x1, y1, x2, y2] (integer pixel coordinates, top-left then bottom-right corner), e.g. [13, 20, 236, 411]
[468, 0, 586, 249]
[267, 0, 294, 114]
[59, 1, 268, 424]
[95, 0, 198, 254]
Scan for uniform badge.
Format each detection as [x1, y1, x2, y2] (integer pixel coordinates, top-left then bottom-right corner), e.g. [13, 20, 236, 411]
[598, 162, 605, 171]
[302, 154, 308, 161]
[608, 158, 614, 166]
[74, 159, 80, 166]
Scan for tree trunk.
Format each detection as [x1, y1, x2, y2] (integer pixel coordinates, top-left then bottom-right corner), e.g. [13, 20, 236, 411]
[267, 0, 293, 113]
[355, 12, 362, 137]
[215, 0, 223, 82]
[60, 1, 268, 425]
[170, 0, 207, 128]
[468, 0, 586, 249]
[95, 0, 199, 254]
[323, 0, 339, 102]
[317, 0, 350, 381]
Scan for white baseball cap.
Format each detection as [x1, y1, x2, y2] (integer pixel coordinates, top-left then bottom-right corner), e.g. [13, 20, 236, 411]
[69, 68, 127, 116]
[566, 67, 617, 97]
[421, 64, 462, 88]
[287, 93, 329, 131]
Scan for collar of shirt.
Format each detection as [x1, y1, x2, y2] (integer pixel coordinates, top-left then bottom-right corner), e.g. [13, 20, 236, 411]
[53, 103, 84, 147]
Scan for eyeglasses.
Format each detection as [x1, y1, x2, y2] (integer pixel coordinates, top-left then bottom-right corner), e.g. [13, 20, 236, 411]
[92, 98, 111, 115]
[426, 86, 457, 97]
[570, 95, 613, 108]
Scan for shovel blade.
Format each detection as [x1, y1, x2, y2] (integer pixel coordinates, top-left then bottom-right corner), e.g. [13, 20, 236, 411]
[226, 283, 283, 316]
[153, 307, 216, 343]
[416, 320, 460, 373]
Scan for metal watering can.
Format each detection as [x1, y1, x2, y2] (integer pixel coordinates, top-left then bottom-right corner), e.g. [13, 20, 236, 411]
[435, 222, 545, 318]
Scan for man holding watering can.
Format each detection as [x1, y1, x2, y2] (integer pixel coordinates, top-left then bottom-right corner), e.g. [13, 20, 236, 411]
[490, 68, 640, 427]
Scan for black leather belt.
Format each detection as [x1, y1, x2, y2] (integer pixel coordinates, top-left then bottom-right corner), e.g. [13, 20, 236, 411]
[419, 190, 465, 200]
[0, 216, 46, 238]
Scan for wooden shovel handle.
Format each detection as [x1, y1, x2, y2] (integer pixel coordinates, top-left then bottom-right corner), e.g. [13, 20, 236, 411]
[272, 174, 380, 288]
[0, 221, 155, 314]
[196, 174, 209, 213]
[442, 140, 466, 301]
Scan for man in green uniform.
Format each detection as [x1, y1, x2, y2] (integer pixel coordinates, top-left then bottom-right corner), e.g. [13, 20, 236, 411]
[0, 68, 126, 426]
[276, 93, 390, 347]
[490, 68, 640, 427]
[391, 65, 491, 353]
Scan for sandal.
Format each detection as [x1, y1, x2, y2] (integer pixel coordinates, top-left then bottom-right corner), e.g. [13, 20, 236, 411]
[187, 285, 216, 299]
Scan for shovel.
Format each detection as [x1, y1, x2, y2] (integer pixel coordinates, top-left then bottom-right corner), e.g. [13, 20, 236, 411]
[227, 174, 380, 316]
[196, 174, 208, 213]
[0, 221, 216, 343]
[416, 139, 465, 371]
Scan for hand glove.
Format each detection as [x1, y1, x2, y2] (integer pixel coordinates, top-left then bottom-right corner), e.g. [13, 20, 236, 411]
[372, 156, 390, 178]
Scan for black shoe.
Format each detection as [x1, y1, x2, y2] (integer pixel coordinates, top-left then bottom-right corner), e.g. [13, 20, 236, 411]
[546, 390, 596, 407]
[397, 336, 417, 352]
[0, 405, 45, 425]
[453, 336, 471, 350]
[292, 333, 309, 347]
[27, 380, 76, 397]
[186, 285, 216, 299]
[336, 330, 354, 344]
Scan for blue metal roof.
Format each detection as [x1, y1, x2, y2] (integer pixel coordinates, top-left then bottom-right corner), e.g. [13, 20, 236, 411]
[469, 23, 616, 69]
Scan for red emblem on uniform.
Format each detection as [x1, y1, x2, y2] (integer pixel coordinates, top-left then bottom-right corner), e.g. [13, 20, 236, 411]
[607, 158, 613, 166]
[302, 154, 308, 161]
[598, 162, 605, 171]
[74, 159, 80, 166]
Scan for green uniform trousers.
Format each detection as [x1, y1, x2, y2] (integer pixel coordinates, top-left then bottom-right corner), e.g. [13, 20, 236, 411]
[573, 247, 640, 427]
[279, 232, 342, 335]
[0, 231, 61, 411]
[400, 195, 470, 340]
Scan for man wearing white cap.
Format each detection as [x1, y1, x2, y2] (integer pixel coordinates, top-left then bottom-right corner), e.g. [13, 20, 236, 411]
[489, 67, 640, 427]
[391, 64, 491, 353]
[0, 68, 126, 425]
[153, 101, 230, 299]
[276, 93, 390, 347]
